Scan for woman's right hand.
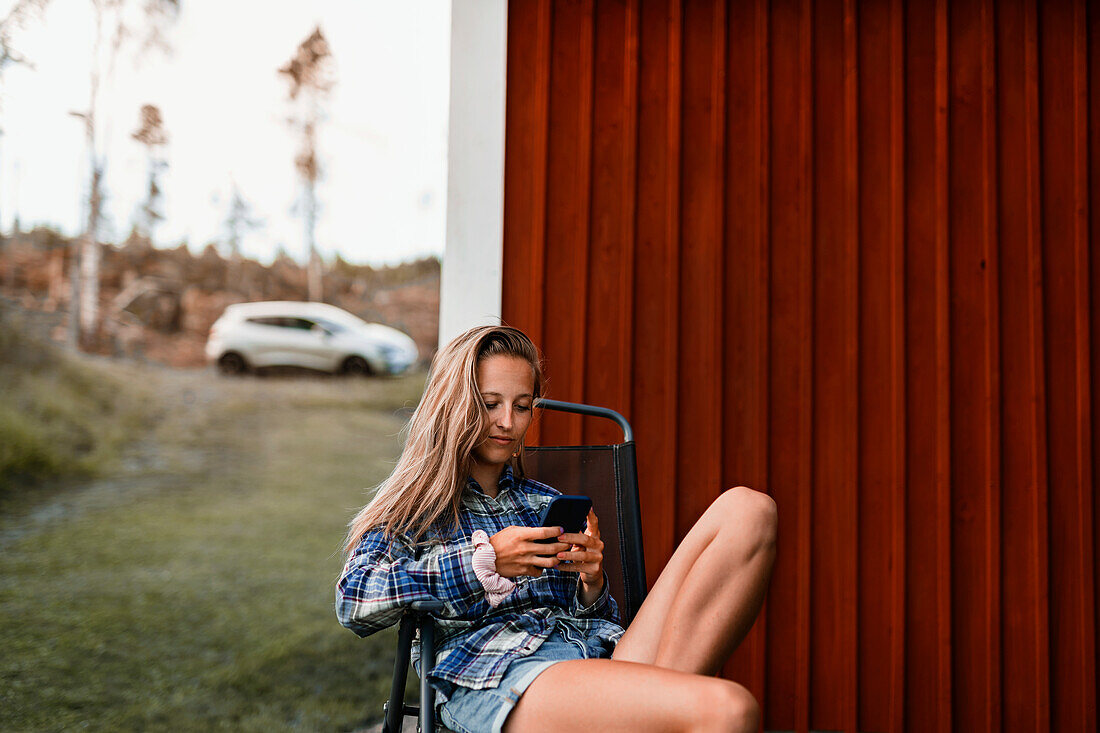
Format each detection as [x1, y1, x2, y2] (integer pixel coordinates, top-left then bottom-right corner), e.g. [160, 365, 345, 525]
[489, 526, 571, 578]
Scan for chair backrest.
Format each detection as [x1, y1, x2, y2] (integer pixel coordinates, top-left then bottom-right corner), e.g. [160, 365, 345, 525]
[523, 402, 647, 626]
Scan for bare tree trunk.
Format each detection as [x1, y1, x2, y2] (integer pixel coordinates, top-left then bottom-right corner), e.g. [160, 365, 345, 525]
[308, 250, 321, 302]
[280, 28, 332, 303]
[78, 166, 102, 347]
[306, 180, 321, 302]
[79, 232, 100, 342]
[67, 238, 81, 351]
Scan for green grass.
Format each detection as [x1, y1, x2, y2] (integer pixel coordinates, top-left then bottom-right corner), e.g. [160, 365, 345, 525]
[0, 307, 155, 496]
[0, 355, 428, 731]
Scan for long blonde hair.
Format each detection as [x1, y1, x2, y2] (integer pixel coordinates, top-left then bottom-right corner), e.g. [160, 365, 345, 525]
[343, 324, 544, 553]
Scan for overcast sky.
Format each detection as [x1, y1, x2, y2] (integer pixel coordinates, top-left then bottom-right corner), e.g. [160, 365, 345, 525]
[0, 0, 451, 266]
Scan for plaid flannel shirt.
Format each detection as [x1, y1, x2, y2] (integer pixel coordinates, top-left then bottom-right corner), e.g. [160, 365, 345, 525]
[335, 464, 624, 693]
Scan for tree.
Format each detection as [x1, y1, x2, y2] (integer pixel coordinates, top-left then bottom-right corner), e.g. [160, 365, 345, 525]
[131, 103, 168, 244]
[221, 182, 262, 292]
[70, 0, 178, 351]
[0, 0, 49, 88]
[278, 26, 334, 303]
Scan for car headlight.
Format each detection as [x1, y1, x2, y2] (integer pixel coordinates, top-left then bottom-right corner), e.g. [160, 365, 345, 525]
[376, 343, 412, 363]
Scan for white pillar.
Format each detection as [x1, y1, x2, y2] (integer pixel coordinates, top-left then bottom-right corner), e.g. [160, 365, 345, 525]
[439, 0, 508, 349]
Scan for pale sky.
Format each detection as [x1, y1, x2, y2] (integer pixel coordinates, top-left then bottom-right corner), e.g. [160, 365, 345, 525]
[0, 0, 452, 266]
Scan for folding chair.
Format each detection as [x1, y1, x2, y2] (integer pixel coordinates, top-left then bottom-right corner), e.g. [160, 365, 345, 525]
[380, 398, 648, 733]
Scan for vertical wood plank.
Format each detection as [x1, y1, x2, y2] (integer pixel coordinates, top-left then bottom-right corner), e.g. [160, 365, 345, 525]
[888, 1, 907, 728]
[632, 0, 681, 586]
[503, 0, 551, 351]
[935, 3, 954, 728]
[764, 0, 814, 729]
[584, 0, 638, 447]
[888, 1, 907, 729]
[675, 0, 725, 540]
[1089, 0, 1100, 722]
[1072, 4, 1097, 729]
[540, 0, 594, 444]
[809, 0, 859, 728]
[722, 0, 770, 711]
[904, 0, 954, 728]
[856, 0, 906, 729]
[982, 3, 1004, 731]
[1042, 0, 1099, 729]
[948, 0, 1002, 729]
[995, 0, 1051, 730]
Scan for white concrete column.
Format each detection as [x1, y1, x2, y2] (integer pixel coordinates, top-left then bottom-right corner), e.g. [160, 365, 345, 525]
[439, 0, 508, 350]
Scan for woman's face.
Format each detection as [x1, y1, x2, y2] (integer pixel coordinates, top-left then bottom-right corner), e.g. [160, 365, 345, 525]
[472, 354, 536, 469]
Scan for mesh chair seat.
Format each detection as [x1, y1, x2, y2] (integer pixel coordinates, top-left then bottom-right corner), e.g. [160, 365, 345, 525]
[522, 443, 646, 625]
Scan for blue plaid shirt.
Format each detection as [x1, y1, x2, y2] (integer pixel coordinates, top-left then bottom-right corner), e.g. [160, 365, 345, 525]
[335, 465, 624, 694]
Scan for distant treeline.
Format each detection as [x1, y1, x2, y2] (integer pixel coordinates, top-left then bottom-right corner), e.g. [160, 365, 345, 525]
[0, 226, 440, 299]
[0, 227, 441, 367]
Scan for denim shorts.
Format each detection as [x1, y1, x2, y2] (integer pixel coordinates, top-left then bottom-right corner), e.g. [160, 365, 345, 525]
[437, 622, 611, 733]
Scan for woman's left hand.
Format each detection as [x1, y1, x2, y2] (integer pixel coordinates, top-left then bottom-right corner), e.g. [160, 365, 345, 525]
[555, 509, 605, 600]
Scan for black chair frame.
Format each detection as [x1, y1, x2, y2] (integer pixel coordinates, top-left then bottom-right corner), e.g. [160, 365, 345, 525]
[380, 398, 647, 733]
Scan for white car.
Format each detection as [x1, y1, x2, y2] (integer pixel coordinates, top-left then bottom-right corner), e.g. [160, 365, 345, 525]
[205, 301, 418, 376]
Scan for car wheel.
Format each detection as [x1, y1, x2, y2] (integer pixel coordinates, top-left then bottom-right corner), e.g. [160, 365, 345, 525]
[218, 352, 249, 376]
[341, 355, 373, 377]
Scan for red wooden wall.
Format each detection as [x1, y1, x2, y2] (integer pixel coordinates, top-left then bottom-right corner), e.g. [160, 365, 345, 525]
[500, 0, 1099, 730]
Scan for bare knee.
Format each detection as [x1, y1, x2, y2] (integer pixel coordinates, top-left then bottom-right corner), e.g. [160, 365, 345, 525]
[692, 679, 761, 733]
[710, 486, 778, 551]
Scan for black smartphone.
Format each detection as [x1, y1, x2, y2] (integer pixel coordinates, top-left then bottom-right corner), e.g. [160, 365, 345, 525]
[534, 495, 592, 545]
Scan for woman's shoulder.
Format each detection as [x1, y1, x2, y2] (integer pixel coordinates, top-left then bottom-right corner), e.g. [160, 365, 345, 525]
[514, 473, 562, 499]
[351, 527, 465, 566]
[355, 522, 455, 554]
[353, 524, 411, 554]
[513, 475, 563, 517]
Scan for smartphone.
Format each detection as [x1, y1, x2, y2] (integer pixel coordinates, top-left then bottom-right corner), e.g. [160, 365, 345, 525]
[535, 495, 593, 545]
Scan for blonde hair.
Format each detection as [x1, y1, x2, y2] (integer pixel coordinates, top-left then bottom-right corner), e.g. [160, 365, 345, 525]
[343, 324, 543, 554]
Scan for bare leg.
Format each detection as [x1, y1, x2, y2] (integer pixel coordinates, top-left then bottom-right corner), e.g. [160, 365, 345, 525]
[612, 486, 777, 675]
[502, 658, 759, 733]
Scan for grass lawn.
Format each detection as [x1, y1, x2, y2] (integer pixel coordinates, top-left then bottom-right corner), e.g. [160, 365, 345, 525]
[0, 361, 426, 732]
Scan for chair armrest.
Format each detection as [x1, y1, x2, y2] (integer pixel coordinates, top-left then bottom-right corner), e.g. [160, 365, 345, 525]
[415, 605, 440, 731]
[410, 599, 445, 613]
[381, 601, 445, 733]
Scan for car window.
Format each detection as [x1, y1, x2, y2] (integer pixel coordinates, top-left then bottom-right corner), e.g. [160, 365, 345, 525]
[312, 317, 345, 334]
[243, 315, 345, 332]
[244, 316, 311, 329]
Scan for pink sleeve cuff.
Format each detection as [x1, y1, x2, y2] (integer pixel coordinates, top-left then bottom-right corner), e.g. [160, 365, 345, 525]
[471, 530, 516, 607]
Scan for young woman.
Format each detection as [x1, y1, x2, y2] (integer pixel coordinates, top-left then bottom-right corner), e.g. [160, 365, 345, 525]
[336, 325, 777, 733]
